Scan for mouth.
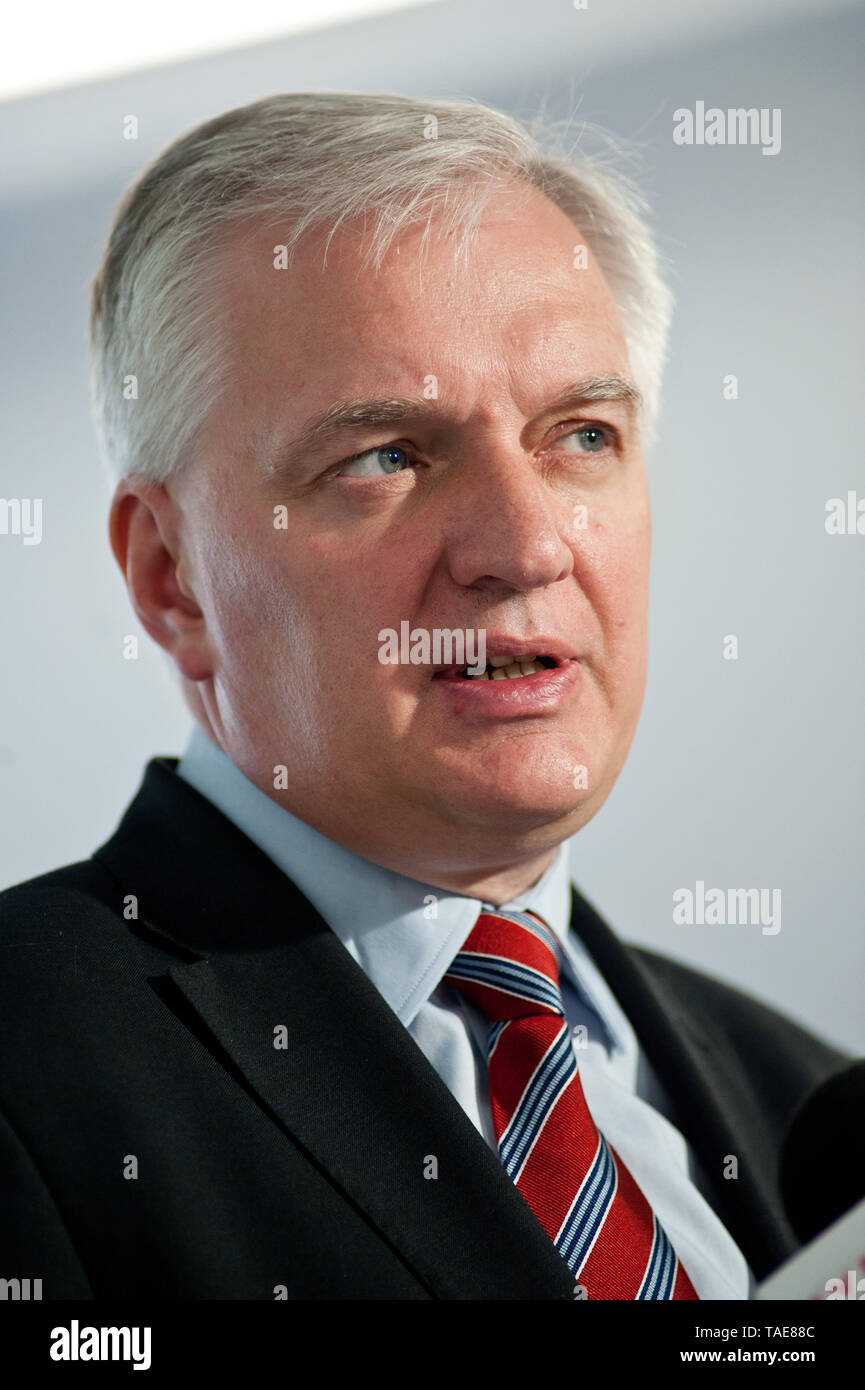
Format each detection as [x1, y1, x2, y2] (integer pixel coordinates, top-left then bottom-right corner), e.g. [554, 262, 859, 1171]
[431, 643, 582, 718]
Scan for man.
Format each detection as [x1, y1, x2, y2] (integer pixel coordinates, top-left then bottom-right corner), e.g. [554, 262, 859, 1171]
[0, 92, 851, 1300]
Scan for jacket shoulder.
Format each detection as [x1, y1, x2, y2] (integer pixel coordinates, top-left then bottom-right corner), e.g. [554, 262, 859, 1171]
[0, 857, 125, 947]
[634, 944, 852, 1080]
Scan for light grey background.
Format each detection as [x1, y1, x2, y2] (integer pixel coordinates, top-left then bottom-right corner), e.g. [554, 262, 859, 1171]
[1, 0, 862, 1051]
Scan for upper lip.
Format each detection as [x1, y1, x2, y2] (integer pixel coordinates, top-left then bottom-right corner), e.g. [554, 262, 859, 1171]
[432, 636, 578, 676]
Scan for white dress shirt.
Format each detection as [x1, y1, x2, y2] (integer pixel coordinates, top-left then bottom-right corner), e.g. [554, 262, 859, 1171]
[177, 723, 751, 1299]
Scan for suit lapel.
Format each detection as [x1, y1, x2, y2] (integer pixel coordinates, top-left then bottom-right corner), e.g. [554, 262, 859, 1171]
[568, 885, 796, 1276]
[95, 759, 574, 1300]
[166, 937, 574, 1299]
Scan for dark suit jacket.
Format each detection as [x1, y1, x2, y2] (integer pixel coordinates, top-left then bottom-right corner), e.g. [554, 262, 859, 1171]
[0, 757, 851, 1299]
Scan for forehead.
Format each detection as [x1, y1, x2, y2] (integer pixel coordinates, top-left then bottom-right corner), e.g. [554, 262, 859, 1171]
[216, 184, 623, 336]
[205, 184, 630, 450]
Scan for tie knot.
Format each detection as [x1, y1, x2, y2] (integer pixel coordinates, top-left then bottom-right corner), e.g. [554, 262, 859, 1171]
[443, 908, 564, 1023]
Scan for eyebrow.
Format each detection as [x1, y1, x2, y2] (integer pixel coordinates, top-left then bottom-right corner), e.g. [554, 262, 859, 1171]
[263, 373, 642, 476]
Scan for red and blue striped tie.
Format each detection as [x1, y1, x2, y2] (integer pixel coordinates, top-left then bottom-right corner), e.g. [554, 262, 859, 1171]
[444, 907, 699, 1299]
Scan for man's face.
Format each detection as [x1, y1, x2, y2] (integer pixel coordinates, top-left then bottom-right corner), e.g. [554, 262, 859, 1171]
[168, 183, 651, 882]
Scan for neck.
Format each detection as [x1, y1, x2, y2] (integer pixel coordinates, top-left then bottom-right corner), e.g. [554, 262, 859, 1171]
[418, 846, 558, 907]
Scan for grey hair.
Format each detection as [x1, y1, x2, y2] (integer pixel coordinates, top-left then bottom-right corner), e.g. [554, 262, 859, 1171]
[89, 91, 674, 485]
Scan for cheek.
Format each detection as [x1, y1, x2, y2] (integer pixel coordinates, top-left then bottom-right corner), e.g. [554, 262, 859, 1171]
[195, 512, 315, 669]
[610, 533, 651, 627]
[581, 513, 650, 673]
[301, 527, 430, 643]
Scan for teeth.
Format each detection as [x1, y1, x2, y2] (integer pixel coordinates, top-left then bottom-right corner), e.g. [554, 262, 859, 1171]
[466, 659, 544, 681]
[490, 653, 540, 667]
[462, 654, 550, 680]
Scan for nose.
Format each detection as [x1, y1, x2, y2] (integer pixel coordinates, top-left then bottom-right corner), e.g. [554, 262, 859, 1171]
[441, 443, 575, 594]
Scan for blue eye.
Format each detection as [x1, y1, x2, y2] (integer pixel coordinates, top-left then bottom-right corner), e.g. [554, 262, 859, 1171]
[561, 426, 607, 453]
[339, 444, 410, 477]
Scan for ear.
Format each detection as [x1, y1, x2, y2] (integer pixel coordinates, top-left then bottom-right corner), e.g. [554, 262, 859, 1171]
[108, 476, 214, 682]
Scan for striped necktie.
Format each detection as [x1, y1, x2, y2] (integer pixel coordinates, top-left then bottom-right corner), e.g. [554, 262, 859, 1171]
[444, 907, 699, 1300]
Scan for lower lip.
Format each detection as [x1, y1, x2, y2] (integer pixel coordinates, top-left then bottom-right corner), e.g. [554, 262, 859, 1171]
[432, 660, 581, 717]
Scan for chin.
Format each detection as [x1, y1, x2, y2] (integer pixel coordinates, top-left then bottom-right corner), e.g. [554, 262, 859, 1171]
[431, 742, 607, 831]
